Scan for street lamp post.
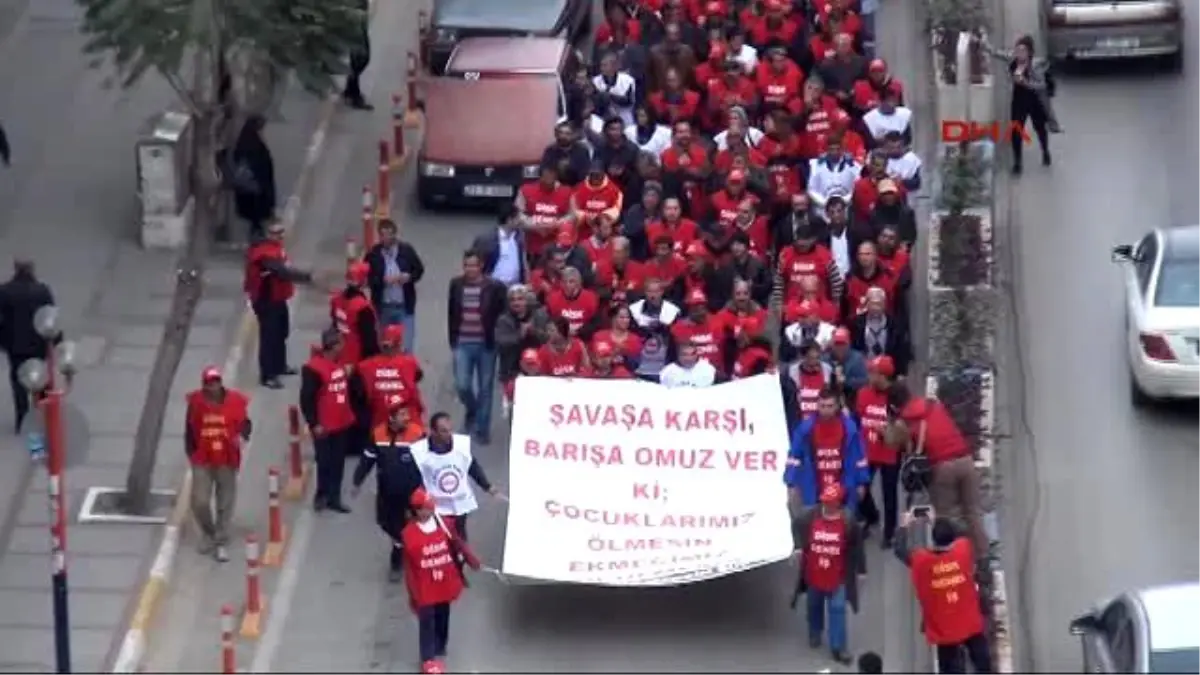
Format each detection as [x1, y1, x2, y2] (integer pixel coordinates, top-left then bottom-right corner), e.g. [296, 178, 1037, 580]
[17, 305, 77, 674]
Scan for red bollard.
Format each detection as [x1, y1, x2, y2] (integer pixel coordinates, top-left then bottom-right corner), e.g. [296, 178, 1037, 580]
[390, 93, 407, 170]
[285, 404, 309, 500]
[240, 534, 265, 638]
[220, 604, 236, 674]
[345, 237, 360, 263]
[405, 52, 421, 127]
[376, 140, 391, 220]
[361, 186, 376, 248]
[263, 467, 288, 567]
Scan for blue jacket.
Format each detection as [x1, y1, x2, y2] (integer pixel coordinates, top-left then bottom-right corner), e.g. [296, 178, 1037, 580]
[783, 412, 870, 511]
[823, 348, 869, 394]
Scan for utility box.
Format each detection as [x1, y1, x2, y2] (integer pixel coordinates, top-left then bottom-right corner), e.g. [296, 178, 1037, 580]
[136, 110, 196, 250]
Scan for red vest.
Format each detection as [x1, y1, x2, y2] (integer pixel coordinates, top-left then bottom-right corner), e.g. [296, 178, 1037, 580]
[804, 514, 847, 593]
[545, 288, 600, 336]
[779, 245, 833, 303]
[306, 355, 356, 432]
[244, 241, 295, 303]
[537, 339, 589, 376]
[709, 189, 756, 230]
[519, 181, 573, 257]
[186, 390, 249, 468]
[671, 316, 729, 374]
[330, 292, 374, 365]
[846, 267, 898, 316]
[572, 178, 622, 238]
[794, 367, 827, 417]
[809, 416, 845, 490]
[401, 521, 466, 609]
[912, 539, 986, 645]
[856, 385, 895, 465]
[358, 353, 423, 426]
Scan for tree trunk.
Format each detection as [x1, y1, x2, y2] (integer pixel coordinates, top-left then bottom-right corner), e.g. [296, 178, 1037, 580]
[122, 108, 220, 515]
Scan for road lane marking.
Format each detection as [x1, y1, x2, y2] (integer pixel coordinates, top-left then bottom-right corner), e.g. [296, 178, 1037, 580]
[249, 499, 316, 673]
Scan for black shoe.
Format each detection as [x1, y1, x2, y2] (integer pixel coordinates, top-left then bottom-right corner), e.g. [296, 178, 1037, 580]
[262, 378, 284, 390]
[1042, 152, 1052, 167]
[327, 502, 352, 514]
[388, 568, 403, 583]
[809, 635, 822, 649]
[343, 94, 374, 110]
[880, 536, 894, 550]
[463, 410, 477, 433]
[313, 497, 327, 512]
[832, 650, 853, 665]
[282, 367, 298, 376]
[1012, 162, 1023, 176]
[474, 431, 491, 446]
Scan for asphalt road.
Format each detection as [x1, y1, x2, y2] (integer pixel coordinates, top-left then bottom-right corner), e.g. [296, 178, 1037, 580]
[142, 1, 950, 672]
[996, 1, 1200, 672]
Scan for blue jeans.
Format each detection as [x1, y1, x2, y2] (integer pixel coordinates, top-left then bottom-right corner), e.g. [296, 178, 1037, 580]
[806, 584, 848, 652]
[861, 11, 877, 59]
[416, 602, 451, 662]
[378, 304, 416, 354]
[452, 343, 496, 435]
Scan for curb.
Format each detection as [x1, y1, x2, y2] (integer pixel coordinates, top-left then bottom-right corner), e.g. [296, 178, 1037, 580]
[109, 87, 340, 675]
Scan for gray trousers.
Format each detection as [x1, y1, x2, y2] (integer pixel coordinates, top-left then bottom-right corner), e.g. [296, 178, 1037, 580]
[191, 465, 238, 546]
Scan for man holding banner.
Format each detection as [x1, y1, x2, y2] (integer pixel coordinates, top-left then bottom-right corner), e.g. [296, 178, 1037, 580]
[784, 387, 870, 512]
[408, 412, 506, 541]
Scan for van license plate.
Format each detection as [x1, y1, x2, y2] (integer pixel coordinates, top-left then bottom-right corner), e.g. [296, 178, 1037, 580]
[1096, 37, 1139, 50]
[464, 185, 512, 198]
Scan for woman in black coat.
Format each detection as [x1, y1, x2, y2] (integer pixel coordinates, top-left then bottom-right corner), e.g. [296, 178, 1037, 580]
[232, 115, 277, 239]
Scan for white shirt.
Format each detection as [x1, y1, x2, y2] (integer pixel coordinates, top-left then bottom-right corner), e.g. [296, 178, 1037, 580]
[659, 359, 717, 388]
[492, 227, 522, 286]
[886, 151, 924, 193]
[862, 106, 913, 142]
[829, 228, 851, 279]
[625, 124, 672, 157]
[592, 72, 637, 127]
[733, 44, 758, 74]
[807, 155, 862, 218]
[408, 435, 479, 516]
[783, 321, 837, 350]
[582, 114, 605, 155]
[714, 126, 765, 150]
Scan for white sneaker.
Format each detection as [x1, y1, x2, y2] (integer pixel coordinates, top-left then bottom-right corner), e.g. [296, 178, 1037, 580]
[214, 545, 230, 563]
[501, 397, 512, 420]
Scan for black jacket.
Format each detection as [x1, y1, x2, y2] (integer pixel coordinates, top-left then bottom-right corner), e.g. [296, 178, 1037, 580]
[773, 210, 829, 251]
[0, 272, 55, 358]
[472, 227, 529, 284]
[593, 138, 640, 176]
[231, 120, 277, 223]
[541, 142, 592, 187]
[869, 203, 919, 249]
[667, 266, 728, 312]
[364, 240, 425, 312]
[621, 203, 659, 261]
[848, 310, 913, 376]
[718, 255, 773, 307]
[446, 276, 507, 348]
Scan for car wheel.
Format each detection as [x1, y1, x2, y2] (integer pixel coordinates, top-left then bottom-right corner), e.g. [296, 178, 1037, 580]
[417, 184, 440, 212]
[1130, 370, 1153, 408]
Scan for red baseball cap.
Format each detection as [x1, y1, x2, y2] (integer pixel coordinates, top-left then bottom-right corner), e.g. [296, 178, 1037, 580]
[686, 288, 708, 306]
[832, 327, 851, 345]
[382, 324, 405, 346]
[819, 483, 845, 505]
[201, 366, 222, 382]
[346, 260, 369, 285]
[685, 241, 708, 258]
[410, 487, 436, 509]
[521, 348, 541, 365]
[868, 355, 895, 377]
[592, 340, 614, 357]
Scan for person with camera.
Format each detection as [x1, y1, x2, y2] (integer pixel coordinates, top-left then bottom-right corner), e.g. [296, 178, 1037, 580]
[893, 511, 993, 674]
[791, 483, 866, 666]
[885, 381, 989, 562]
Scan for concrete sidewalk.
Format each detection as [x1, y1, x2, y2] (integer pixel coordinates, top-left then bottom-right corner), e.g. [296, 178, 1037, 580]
[0, 0, 332, 670]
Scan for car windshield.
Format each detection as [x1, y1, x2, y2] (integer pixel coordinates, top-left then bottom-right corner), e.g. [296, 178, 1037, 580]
[1150, 647, 1200, 673]
[1154, 260, 1200, 307]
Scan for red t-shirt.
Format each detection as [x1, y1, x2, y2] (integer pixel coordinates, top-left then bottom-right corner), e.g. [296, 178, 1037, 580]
[401, 521, 467, 609]
[856, 385, 894, 465]
[794, 367, 828, 418]
[544, 288, 601, 336]
[538, 339, 590, 377]
[912, 539, 986, 645]
[670, 315, 730, 373]
[804, 515, 847, 593]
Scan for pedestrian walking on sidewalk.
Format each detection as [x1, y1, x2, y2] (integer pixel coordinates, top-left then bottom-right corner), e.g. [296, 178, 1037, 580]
[300, 329, 357, 513]
[401, 488, 481, 675]
[365, 218, 426, 354]
[0, 120, 10, 166]
[343, 0, 374, 110]
[231, 115, 278, 240]
[245, 219, 313, 389]
[0, 259, 56, 432]
[184, 366, 251, 562]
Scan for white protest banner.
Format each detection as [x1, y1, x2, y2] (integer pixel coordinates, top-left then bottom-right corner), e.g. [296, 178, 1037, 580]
[501, 373, 793, 586]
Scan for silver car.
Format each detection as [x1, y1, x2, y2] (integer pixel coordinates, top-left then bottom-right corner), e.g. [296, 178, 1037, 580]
[1070, 583, 1200, 673]
[1045, 0, 1184, 70]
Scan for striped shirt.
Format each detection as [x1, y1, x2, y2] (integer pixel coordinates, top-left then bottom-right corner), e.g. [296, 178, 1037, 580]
[459, 283, 485, 343]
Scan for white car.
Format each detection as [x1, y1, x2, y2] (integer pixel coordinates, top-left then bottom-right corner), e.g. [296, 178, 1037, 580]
[1111, 225, 1200, 406]
[1070, 582, 1200, 673]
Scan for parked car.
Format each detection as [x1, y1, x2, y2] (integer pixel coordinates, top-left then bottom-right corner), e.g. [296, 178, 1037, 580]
[1111, 224, 1199, 406]
[1044, 0, 1184, 70]
[1069, 582, 1200, 673]
[423, 0, 593, 74]
[416, 37, 574, 209]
